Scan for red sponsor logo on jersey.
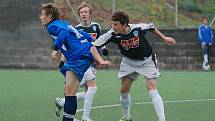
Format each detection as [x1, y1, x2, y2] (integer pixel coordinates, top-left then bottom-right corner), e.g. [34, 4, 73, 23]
[89, 33, 97, 41]
[121, 37, 140, 50]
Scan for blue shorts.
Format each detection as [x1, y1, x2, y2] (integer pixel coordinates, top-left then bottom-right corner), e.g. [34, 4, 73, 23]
[60, 58, 92, 81]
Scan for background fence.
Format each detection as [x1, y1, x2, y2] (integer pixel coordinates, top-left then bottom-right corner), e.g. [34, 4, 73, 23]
[0, 0, 214, 70]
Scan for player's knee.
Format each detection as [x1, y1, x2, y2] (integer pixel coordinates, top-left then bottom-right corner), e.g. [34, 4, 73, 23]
[64, 85, 76, 96]
[86, 80, 96, 87]
[120, 88, 130, 93]
[147, 82, 157, 91]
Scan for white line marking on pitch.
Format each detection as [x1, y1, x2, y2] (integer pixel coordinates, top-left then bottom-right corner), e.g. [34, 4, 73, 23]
[76, 98, 215, 112]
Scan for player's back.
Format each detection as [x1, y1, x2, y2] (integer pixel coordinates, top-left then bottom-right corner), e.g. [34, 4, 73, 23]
[47, 20, 94, 62]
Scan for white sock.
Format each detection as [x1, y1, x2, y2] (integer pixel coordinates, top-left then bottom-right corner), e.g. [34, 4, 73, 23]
[120, 93, 131, 119]
[149, 90, 165, 121]
[203, 54, 208, 64]
[77, 92, 86, 100]
[82, 87, 97, 120]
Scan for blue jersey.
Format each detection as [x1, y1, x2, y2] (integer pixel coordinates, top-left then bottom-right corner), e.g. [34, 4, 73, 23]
[198, 24, 213, 44]
[46, 19, 94, 62]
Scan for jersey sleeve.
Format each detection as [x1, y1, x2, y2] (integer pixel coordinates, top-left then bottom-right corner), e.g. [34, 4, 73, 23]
[54, 29, 69, 50]
[139, 23, 155, 30]
[48, 25, 68, 50]
[92, 29, 113, 47]
[47, 25, 59, 41]
[198, 25, 203, 43]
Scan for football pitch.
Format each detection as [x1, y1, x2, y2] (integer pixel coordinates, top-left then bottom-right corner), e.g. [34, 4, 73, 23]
[0, 69, 215, 121]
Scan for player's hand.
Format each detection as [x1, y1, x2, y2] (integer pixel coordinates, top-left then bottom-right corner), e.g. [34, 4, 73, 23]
[101, 60, 111, 66]
[59, 60, 65, 68]
[164, 37, 176, 45]
[51, 50, 58, 60]
[96, 60, 111, 68]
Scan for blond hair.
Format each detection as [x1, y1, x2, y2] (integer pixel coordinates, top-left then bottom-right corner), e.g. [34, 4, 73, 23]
[77, 1, 93, 15]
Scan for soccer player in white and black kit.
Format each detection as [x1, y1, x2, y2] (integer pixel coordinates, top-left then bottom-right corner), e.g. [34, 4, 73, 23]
[55, 2, 108, 121]
[93, 10, 176, 121]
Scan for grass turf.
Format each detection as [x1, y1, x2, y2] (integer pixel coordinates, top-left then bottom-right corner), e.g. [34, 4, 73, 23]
[0, 69, 214, 121]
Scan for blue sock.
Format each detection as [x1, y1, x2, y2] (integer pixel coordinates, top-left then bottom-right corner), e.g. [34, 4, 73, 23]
[63, 96, 77, 121]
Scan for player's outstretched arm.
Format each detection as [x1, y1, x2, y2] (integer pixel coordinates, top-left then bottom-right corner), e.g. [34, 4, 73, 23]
[153, 28, 176, 45]
[90, 46, 111, 67]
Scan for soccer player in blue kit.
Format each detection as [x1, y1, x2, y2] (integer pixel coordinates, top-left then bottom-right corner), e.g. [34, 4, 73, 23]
[40, 3, 110, 121]
[198, 16, 213, 70]
[54, 2, 108, 121]
[93, 10, 176, 121]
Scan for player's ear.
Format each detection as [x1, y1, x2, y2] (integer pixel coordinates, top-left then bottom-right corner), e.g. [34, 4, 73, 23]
[47, 14, 53, 21]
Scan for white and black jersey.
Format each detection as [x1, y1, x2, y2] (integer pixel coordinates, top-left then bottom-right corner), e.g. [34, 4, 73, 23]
[76, 22, 101, 41]
[93, 23, 155, 60]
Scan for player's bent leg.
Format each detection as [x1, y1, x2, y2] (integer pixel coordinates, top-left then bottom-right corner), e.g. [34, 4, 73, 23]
[120, 77, 133, 93]
[147, 79, 166, 121]
[119, 77, 133, 121]
[63, 71, 80, 121]
[82, 80, 97, 121]
[86, 79, 97, 88]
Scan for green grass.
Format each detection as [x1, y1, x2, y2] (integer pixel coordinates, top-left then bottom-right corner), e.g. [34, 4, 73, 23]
[0, 69, 215, 121]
